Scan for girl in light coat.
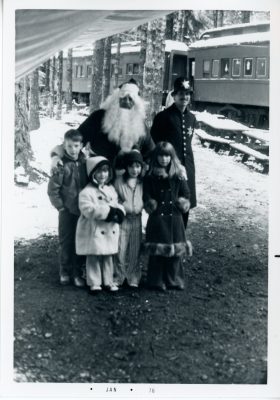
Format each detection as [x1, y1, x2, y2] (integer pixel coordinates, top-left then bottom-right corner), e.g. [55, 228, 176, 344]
[76, 156, 125, 292]
[114, 150, 144, 288]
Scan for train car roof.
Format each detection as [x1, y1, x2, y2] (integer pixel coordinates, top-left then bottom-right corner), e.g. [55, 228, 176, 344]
[199, 21, 270, 39]
[67, 40, 189, 58]
[111, 39, 189, 54]
[189, 31, 270, 50]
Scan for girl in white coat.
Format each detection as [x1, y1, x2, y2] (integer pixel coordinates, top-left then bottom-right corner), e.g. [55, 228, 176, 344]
[76, 156, 125, 292]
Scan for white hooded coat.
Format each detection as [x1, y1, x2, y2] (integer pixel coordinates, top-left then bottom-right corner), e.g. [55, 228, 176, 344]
[75, 156, 125, 255]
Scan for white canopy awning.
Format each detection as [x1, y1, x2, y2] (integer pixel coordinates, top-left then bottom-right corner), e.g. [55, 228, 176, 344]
[16, 9, 171, 80]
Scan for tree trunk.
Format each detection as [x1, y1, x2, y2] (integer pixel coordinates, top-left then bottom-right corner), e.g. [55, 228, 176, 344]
[90, 39, 105, 113]
[165, 13, 174, 40]
[29, 68, 40, 131]
[143, 18, 166, 127]
[218, 10, 224, 27]
[24, 75, 30, 112]
[43, 60, 50, 107]
[213, 10, 218, 27]
[66, 48, 73, 112]
[56, 51, 63, 119]
[242, 11, 251, 23]
[102, 36, 112, 101]
[48, 57, 55, 117]
[15, 79, 32, 170]
[113, 34, 121, 89]
[139, 23, 148, 94]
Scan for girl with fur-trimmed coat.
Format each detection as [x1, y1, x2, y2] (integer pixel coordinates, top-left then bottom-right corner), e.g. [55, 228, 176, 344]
[143, 142, 192, 291]
[76, 156, 125, 292]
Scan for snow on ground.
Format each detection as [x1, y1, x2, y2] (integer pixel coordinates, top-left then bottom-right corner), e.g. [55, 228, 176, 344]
[14, 111, 87, 241]
[14, 110, 268, 241]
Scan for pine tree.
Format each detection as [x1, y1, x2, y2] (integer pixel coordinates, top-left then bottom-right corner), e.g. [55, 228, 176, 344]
[90, 39, 105, 112]
[242, 11, 251, 23]
[165, 13, 174, 40]
[15, 79, 32, 170]
[102, 36, 112, 101]
[43, 59, 50, 107]
[48, 57, 55, 117]
[112, 34, 121, 89]
[139, 23, 148, 93]
[56, 51, 63, 119]
[66, 48, 73, 112]
[143, 18, 166, 127]
[29, 68, 40, 130]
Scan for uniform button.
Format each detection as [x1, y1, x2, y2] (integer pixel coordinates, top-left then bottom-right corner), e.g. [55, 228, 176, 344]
[169, 213, 172, 216]
[113, 231, 115, 234]
[101, 231, 105, 234]
[162, 202, 165, 205]
[170, 201, 172, 204]
[161, 213, 164, 216]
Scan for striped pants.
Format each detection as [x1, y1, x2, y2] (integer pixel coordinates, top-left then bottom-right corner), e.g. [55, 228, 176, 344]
[114, 214, 142, 286]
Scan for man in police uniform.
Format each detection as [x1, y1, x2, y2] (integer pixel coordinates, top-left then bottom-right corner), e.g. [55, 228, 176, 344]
[150, 77, 197, 228]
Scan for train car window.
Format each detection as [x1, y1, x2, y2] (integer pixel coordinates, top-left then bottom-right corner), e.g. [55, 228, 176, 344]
[244, 58, 253, 77]
[87, 65, 92, 77]
[203, 60, 210, 77]
[76, 65, 84, 78]
[212, 60, 219, 77]
[126, 63, 133, 75]
[256, 58, 267, 78]
[75, 65, 79, 78]
[232, 59, 241, 77]
[133, 64, 139, 74]
[221, 58, 230, 78]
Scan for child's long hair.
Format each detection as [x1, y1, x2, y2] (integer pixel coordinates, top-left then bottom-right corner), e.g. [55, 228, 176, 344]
[148, 141, 183, 178]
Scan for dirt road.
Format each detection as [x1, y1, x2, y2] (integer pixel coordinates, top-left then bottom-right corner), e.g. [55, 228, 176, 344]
[14, 137, 268, 383]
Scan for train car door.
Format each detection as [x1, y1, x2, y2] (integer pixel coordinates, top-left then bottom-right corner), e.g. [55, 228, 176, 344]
[168, 51, 188, 90]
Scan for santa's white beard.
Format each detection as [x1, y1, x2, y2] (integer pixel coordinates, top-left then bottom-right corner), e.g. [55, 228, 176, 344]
[101, 90, 146, 152]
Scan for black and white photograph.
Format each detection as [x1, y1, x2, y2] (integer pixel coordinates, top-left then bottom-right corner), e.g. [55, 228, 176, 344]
[1, 0, 280, 398]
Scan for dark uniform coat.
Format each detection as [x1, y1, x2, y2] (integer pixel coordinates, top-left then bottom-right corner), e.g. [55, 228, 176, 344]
[143, 174, 190, 257]
[78, 109, 155, 166]
[150, 104, 197, 208]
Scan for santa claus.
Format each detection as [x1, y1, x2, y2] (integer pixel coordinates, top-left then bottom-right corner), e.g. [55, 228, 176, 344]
[51, 79, 154, 169]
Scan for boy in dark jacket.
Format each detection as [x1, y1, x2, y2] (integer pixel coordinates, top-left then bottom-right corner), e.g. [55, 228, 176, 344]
[48, 129, 88, 287]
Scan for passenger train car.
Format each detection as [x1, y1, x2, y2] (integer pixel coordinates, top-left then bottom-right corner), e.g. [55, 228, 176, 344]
[188, 22, 270, 128]
[62, 40, 189, 105]
[61, 21, 269, 128]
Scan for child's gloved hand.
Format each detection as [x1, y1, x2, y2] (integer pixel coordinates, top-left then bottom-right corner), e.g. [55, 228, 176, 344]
[175, 197, 190, 213]
[82, 142, 96, 159]
[114, 208, 125, 224]
[106, 207, 125, 224]
[178, 165, 188, 180]
[144, 199, 158, 214]
[50, 155, 63, 175]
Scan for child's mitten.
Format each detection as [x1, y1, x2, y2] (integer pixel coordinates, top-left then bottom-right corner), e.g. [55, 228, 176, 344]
[105, 207, 119, 223]
[175, 197, 190, 213]
[144, 199, 158, 214]
[114, 208, 125, 224]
